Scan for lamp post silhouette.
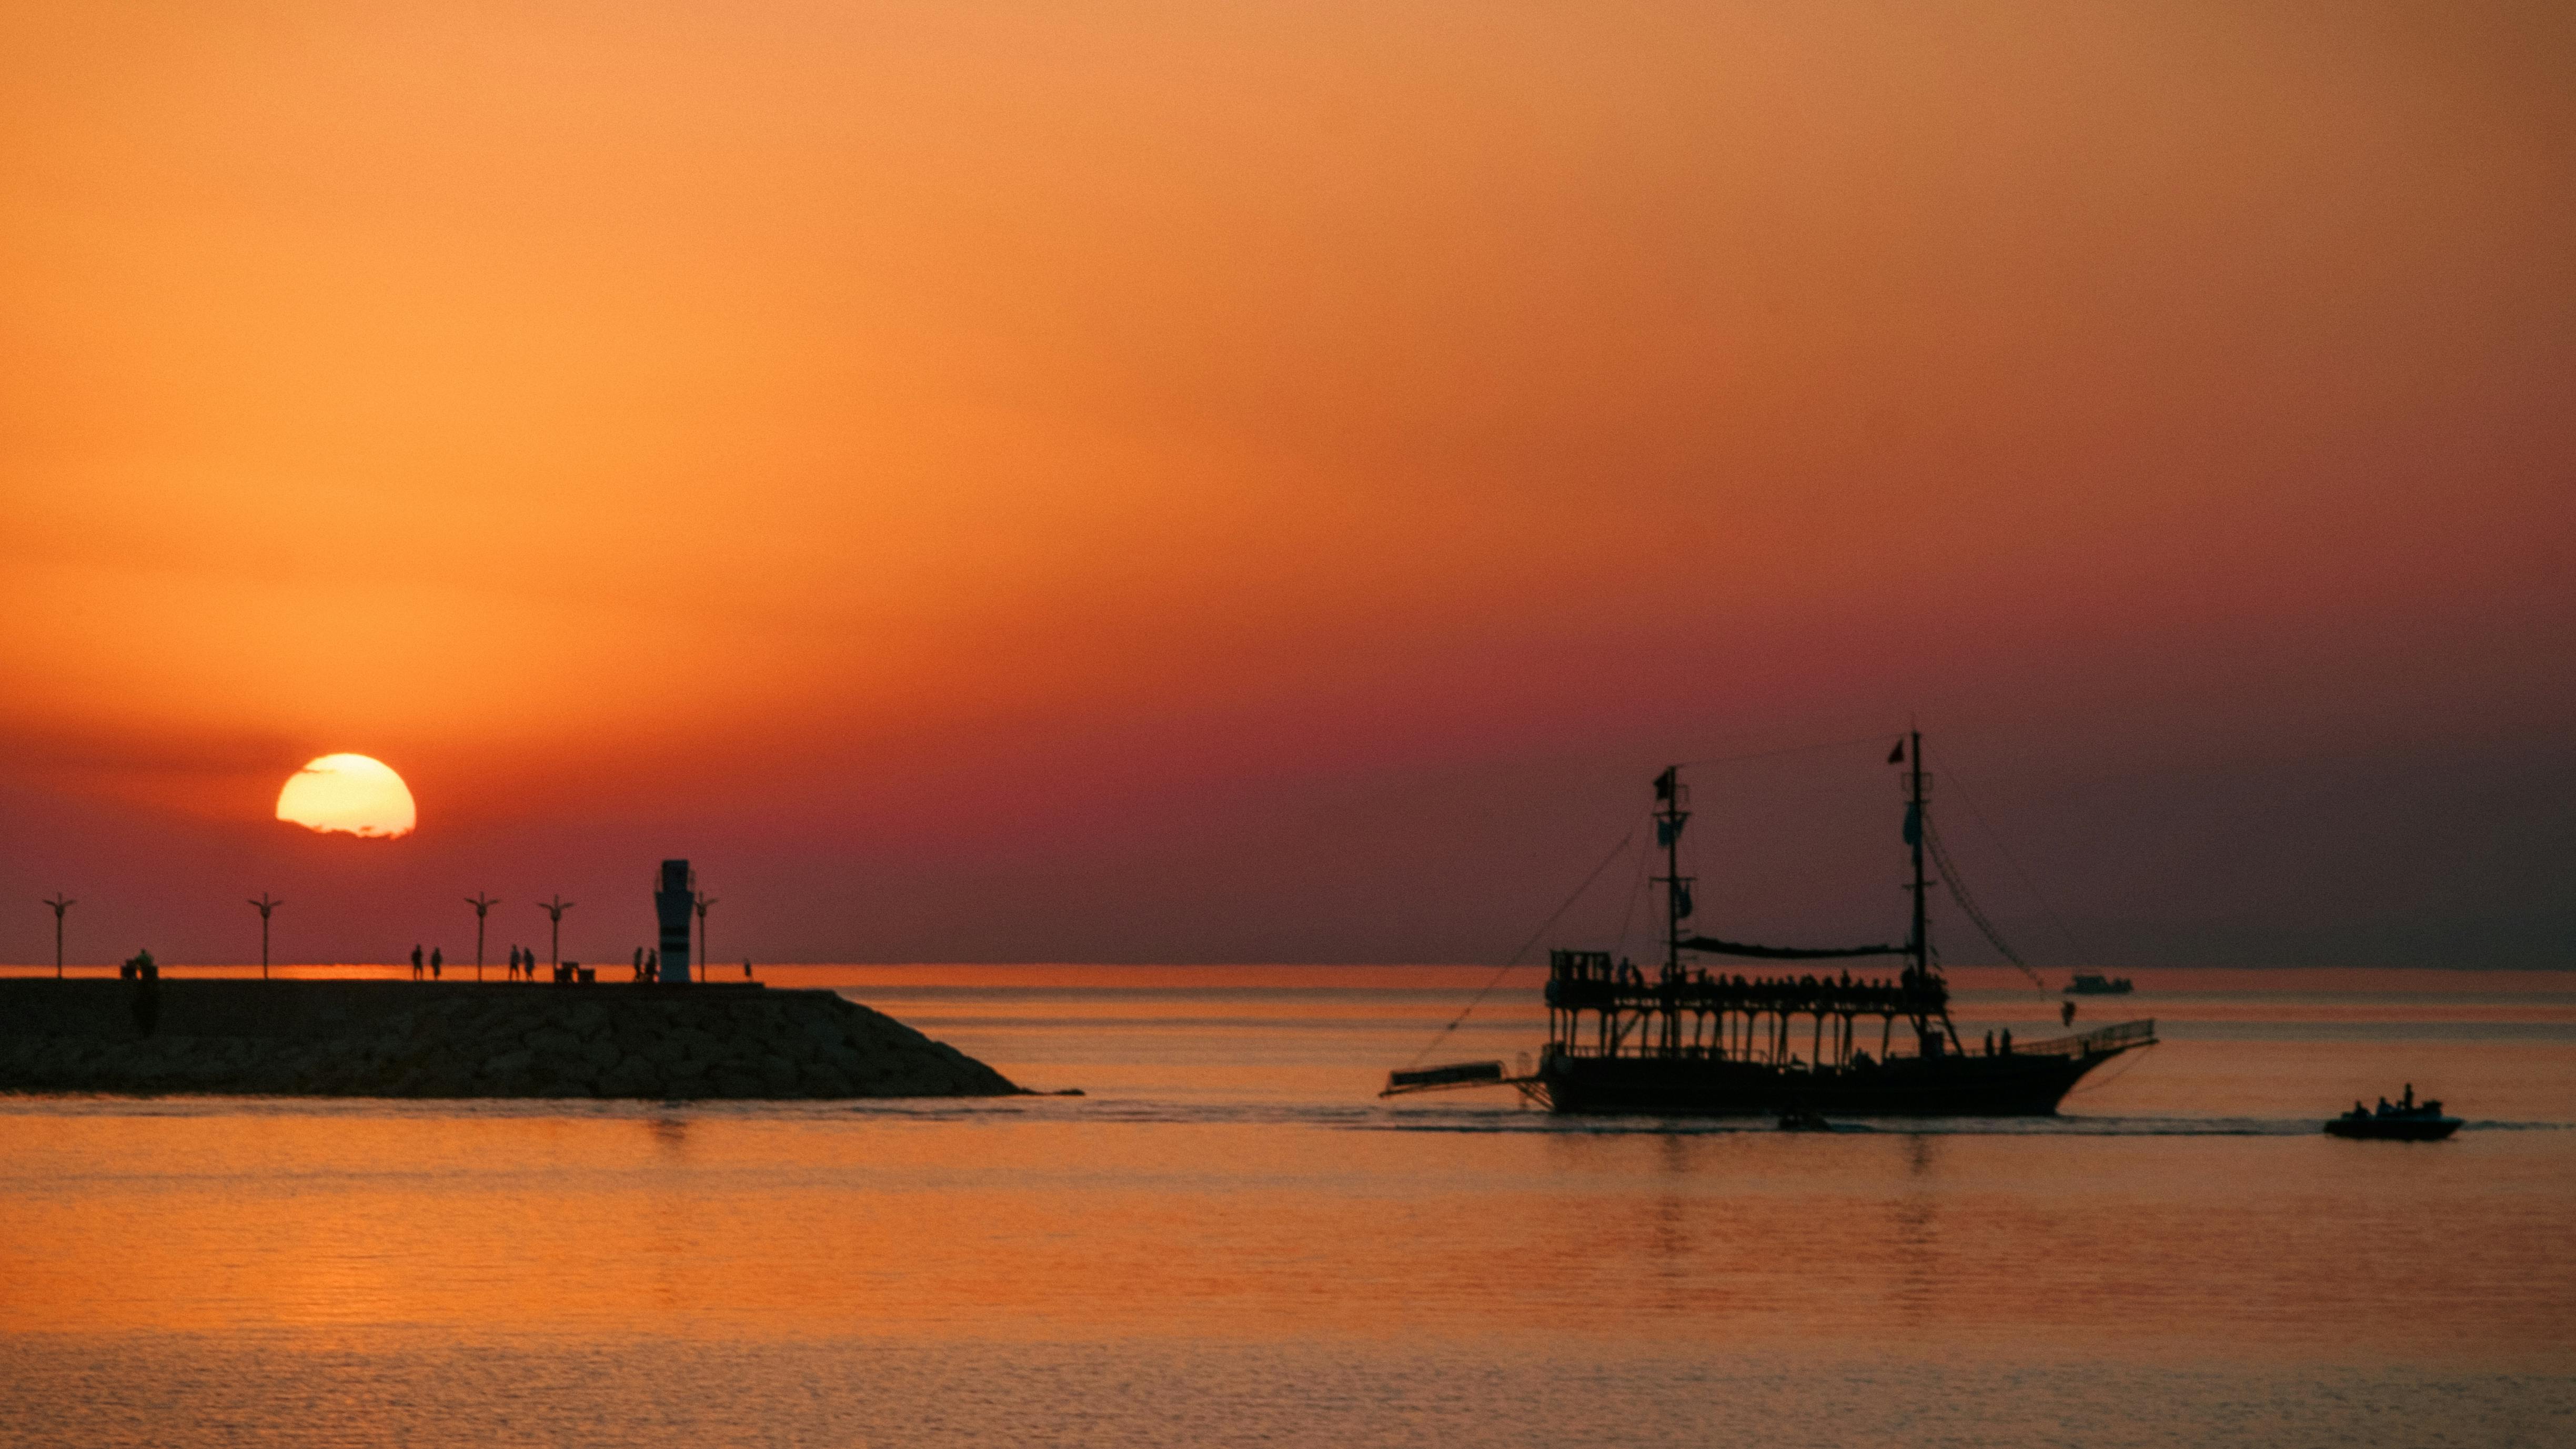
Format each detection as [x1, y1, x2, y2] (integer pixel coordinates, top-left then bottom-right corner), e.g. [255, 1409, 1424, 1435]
[43, 894, 75, 979]
[693, 892, 717, 984]
[464, 893, 500, 981]
[538, 895, 575, 969]
[248, 893, 283, 979]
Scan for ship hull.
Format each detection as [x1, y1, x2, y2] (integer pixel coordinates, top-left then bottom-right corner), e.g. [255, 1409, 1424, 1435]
[2323, 1116, 2461, 1141]
[1540, 1050, 2114, 1117]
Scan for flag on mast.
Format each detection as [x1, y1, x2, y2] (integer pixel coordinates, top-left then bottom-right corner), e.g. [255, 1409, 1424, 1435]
[1888, 739, 1905, 764]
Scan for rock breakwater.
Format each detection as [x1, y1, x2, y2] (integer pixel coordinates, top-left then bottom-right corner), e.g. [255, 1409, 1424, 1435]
[0, 979, 1022, 1100]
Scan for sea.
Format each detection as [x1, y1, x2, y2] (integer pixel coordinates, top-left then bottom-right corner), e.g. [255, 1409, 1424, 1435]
[1, 963, 2569, 1447]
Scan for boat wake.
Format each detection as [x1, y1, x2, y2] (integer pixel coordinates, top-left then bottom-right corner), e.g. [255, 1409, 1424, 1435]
[1360, 1108, 2568, 1138]
[809, 1097, 2572, 1136]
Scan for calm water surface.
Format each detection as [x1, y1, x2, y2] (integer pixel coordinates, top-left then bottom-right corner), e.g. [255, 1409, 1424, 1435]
[3, 965, 2570, 1446]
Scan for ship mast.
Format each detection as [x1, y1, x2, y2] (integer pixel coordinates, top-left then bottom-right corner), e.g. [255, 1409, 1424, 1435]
[1653, 766, 1689, 981]
[1907, 728, 1928, 979]
[1900, 727, 1962, 1054]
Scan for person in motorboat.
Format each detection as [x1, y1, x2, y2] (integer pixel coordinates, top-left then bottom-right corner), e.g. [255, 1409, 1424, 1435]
[2369, 1085, 2442, 1119]
[2328, 1086, 2460, 1139]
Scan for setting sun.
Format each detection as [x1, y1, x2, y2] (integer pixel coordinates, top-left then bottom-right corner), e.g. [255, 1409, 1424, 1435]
[274, 754, 417, 839]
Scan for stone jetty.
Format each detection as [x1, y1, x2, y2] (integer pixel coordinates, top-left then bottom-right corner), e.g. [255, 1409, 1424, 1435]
[0, 978, 1023, 1100]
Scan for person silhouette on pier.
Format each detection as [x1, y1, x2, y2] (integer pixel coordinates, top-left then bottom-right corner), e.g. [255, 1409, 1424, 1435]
[430, 948, 441, 980]
[2000, 1029, 2012, 1055]
[1984, 1030, 1995, 1056]
[410, 944, 424, 980]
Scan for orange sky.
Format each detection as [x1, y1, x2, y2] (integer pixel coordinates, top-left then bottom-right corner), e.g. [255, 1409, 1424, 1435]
[3, 2, 2570, 967]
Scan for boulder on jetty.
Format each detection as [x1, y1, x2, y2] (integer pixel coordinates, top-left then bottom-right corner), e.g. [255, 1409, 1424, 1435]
[0, 979, 1022, 1101]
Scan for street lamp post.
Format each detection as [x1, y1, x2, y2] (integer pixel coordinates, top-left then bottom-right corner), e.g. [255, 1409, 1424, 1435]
[43, 894, 75, 979]
[693, 892, 717, 984]
[538, 895, 575, 970]
[248, 893, 283, 979]
[464, 893, 500, 981]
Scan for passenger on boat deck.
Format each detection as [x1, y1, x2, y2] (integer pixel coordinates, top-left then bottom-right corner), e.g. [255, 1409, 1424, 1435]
[2378, 1096, 2392, 1113]
[1984, 1030, 1995, 1056]
[2001, 1029, 2012, 1054]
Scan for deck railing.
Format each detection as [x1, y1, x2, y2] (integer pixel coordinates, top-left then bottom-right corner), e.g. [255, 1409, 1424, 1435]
[2010, 1018, 2156, 1058]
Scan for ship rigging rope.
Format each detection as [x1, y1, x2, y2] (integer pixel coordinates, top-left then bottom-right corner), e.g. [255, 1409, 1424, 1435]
[1938, 764, 2090, 965]
[1611, 820, 1655, 961]
[1676, 732, 1889, 769]
[1400, 828, 1636, 1073]
[1922, 812, 2051, 995]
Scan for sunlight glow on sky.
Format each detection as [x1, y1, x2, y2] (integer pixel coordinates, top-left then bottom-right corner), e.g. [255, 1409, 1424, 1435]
[1, 1, 2568, 967]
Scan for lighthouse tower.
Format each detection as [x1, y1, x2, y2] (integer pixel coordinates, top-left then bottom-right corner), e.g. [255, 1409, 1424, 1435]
[653, 860, 695, 983]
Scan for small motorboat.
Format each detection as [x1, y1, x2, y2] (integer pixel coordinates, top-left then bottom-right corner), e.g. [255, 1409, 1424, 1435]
[1777, 1108, 1836, 1133]
[2325, 1086, 2461, 1141]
